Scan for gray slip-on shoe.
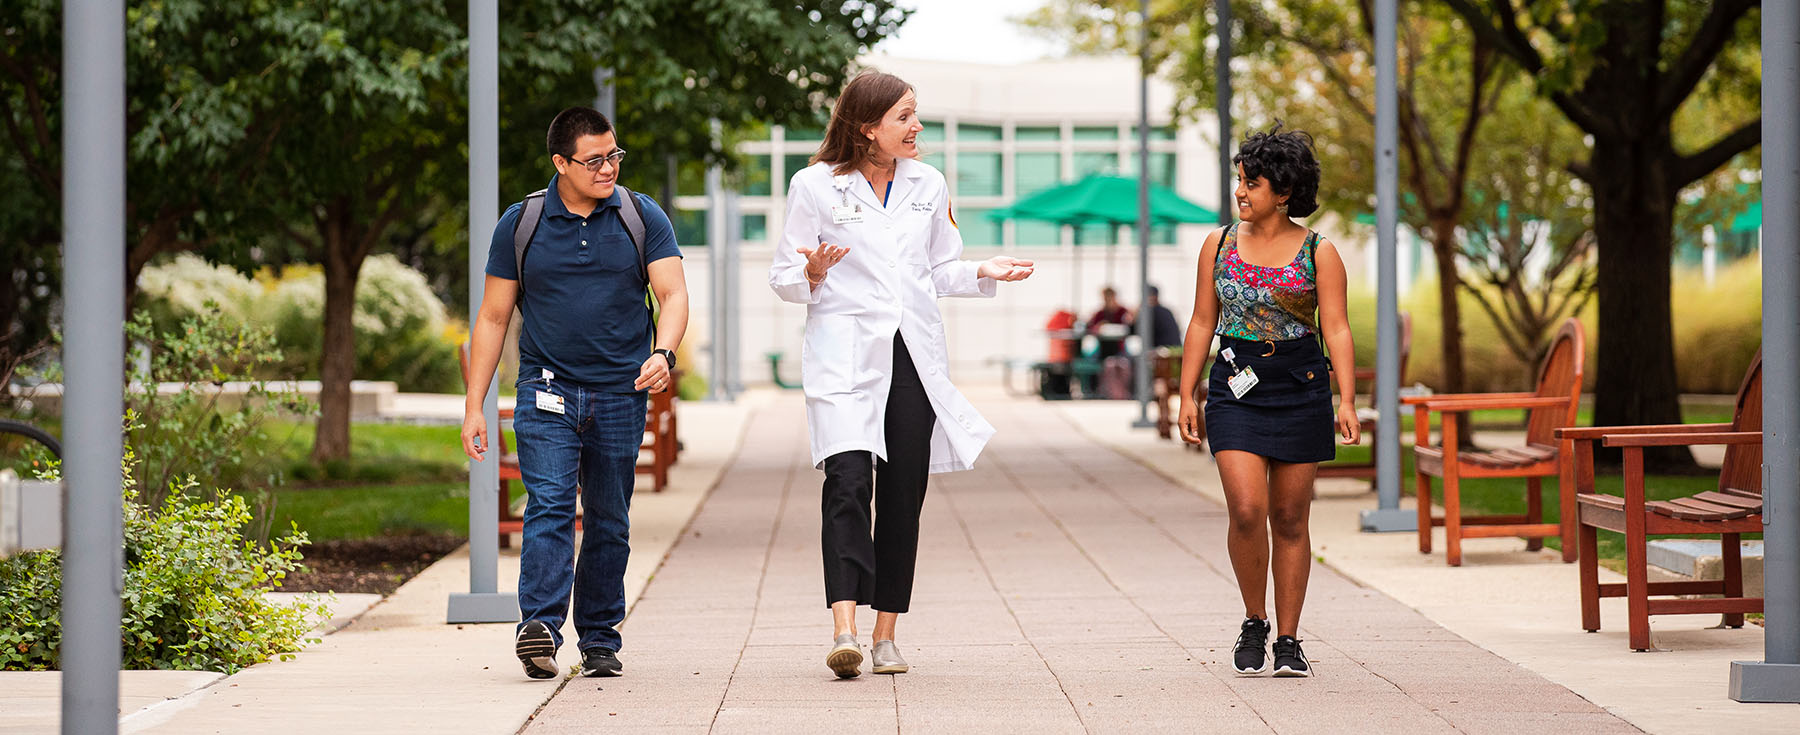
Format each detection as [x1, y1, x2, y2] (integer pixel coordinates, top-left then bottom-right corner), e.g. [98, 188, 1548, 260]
[827, 634, 863, 678]
[871, 640, 909, 674]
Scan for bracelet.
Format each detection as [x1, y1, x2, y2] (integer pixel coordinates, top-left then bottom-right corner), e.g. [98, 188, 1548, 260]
[805, 269, 827, 285]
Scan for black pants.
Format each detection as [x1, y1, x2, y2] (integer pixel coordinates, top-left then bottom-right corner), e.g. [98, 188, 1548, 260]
[821, 334, 936, 613]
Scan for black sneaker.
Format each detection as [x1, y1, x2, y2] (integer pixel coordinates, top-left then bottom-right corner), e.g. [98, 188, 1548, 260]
[581, 648, 623, 678]
[1272, 635, 1311, 677]
[1232, 617, 1271, 676]
[515, 620, 559, 680]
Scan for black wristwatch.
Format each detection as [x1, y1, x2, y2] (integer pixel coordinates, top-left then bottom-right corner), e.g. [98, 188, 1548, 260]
[653, 348, 677, 370]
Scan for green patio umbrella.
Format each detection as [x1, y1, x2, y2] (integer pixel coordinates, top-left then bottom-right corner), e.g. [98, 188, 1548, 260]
[988, 175, 1218, 312]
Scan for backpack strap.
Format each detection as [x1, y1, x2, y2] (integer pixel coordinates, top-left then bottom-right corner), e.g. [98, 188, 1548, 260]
[614, 185, 650, 287]
[512, 189, 548, 287]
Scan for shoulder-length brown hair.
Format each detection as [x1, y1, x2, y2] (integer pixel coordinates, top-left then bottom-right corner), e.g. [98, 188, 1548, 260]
[812, 71, 912, 176]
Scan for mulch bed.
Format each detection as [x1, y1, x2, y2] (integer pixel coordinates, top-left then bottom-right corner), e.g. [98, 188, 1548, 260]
[278, 533, 466, 595]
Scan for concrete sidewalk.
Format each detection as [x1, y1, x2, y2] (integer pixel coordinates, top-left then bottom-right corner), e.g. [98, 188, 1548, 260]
[528, 395, 1632, 733]
[1057, 398, 1795, 734]
[0, 394, 760, 735]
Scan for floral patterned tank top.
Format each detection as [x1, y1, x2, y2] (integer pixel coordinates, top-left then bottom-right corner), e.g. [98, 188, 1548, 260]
[1214, 222, 1320, 341]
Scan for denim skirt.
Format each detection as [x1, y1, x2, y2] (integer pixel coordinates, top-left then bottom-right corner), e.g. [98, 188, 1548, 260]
[1204, 334, 1336, 464]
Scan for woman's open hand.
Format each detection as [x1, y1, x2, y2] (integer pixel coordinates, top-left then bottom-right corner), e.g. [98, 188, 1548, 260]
[978, 255, 1035, 282]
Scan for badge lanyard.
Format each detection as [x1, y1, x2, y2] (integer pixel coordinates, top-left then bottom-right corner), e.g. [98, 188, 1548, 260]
[1220, 346, 1260, 399]
[829, 175, 863, 225]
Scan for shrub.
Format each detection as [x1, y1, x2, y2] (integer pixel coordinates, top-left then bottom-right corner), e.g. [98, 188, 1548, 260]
[0, 449, 329, 673]
[138, 254, 466, 393]
[124, 304, 313, 513]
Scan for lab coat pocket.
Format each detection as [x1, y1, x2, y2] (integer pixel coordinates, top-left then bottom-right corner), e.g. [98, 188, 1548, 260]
[802, 315, 859, 395]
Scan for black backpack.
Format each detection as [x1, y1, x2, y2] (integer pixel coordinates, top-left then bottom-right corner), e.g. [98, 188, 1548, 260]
[512, 184, 650, 290]
[510, 186, 658, 325]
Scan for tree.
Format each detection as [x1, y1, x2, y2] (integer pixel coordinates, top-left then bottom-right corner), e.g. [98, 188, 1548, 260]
[1456, 83, 1597, 374]
[1, 0, 282, 401]
[1440, 0, 1762, 471]
[264, 0, 908, 461]
[1020, 0, 1555, 442]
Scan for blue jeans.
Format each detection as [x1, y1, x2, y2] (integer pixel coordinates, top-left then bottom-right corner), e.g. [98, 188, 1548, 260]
[512, 378, 646, 653]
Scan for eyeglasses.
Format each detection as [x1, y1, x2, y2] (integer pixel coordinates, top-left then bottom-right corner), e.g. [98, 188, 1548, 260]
[567, 149, 627, 172]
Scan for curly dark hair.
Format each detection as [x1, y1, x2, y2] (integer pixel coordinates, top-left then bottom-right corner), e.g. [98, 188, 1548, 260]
[1232, 124, 1321, 218]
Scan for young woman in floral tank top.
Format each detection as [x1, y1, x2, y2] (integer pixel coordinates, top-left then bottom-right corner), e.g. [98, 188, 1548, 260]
[1175, 127, 1359, 679]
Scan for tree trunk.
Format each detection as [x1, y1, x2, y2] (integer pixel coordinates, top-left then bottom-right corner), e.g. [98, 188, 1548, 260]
[1428, 217, 1472, 445]
[1588, 140, 1696, 472]
[312, 214, 361, 463]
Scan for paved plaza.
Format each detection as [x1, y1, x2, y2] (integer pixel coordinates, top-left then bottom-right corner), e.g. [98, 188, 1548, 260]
[526, 399, 1633, 733]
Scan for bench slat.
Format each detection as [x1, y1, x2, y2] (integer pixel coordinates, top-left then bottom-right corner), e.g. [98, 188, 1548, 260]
[1650, 497, 1752, 520]
[1693, 491, 1763, 511]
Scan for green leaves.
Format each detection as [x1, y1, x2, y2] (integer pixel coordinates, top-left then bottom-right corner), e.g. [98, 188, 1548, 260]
[0, 453, 329, 673]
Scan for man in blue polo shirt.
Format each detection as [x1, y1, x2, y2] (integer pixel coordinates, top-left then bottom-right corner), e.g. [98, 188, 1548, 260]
[460, 107, 688, 680]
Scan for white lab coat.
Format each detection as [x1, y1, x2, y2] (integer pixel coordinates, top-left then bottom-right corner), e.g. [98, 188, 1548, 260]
[769, 158, 997, 473]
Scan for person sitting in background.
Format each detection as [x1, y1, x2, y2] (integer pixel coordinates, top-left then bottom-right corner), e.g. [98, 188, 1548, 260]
[1147, 285, 1183, 349]
[1086, 286, 1135, 360]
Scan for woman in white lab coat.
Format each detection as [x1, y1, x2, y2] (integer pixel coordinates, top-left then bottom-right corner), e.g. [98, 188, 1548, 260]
[769, 71, 1035, 679]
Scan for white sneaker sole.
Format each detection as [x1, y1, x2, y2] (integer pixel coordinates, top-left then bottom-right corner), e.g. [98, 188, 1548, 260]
[1233, 659, 1272, 677]
[1273, 663, 1312, 677]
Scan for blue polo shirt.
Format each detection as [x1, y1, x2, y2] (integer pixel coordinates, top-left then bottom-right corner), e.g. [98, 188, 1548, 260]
[486, 176, 681, 391]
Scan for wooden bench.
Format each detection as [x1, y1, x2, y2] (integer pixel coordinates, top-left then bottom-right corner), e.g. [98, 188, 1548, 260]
[1406, 318, 1584, 566]
[1555, 352, 1762, 650]
[1320, 311, 1411, 480]
[637, 384, 677, 492]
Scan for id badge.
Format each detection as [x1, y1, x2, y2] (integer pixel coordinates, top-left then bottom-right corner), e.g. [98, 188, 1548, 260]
[830, 204, 864, 225]
[1227, 366, 1260, 399]
[534, 390, 565, 415]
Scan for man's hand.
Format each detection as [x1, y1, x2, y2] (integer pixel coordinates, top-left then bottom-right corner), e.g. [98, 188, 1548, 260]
[461, 408, 488, 462]
[635, 351, 673, 393]
[978, 255, 1035, 282]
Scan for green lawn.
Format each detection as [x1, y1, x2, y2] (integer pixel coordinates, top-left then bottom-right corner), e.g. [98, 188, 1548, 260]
[267, 481, 470, 540]
[263, 421, 515, 541]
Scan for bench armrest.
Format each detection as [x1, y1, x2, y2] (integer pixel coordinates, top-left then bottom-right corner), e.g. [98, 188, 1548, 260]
[1555, 423, 1729, 440]
[1604, 431, 1762, 448]
[1414, 396, 1574, 414]
[1401, 392, 1533, 405]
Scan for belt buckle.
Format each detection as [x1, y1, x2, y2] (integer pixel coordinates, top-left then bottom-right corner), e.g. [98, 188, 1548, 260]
[1261, 340, 1277, 357]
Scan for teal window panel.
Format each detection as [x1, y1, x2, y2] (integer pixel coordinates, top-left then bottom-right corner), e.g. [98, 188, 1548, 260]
[1016, 220, 1062, 246]
[674, 208, 708, 247]
[958, 123, 1002, 142]
[957, 207, 1003, 246]
[1015, 152, 1062, 196]
[922, 152, 946, 173]
[739, 155, 772, 196]
[786, 124, 824, 141]
[920, 120, 946, 143]
[1074, 152, 1118, 177]
[742, 213, 768, 243]
[1073, 125, 1119, 141]
[1015, 126, 1060, 142]
[783, 153, 816, 184]
[1077, 222, 1117, 246]
[956, 152, 1002, 197]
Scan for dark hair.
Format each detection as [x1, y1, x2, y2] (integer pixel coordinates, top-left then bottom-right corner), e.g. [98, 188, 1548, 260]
[1232, 124, 1320, 218]
[813, 71, 912, 176]
[546, 107, 614, 160]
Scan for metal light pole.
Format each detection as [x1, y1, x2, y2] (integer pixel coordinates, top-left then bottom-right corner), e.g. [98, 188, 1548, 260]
[448, 0, 518, 624]
[1358, 0, 1414, 533]
[1132, 0, 1155, 429]
[1730, 0, 1800, 702]
[706, 120, 727, 401]
[1215, 0, 1233, 227]
[61, 1, 125, 732]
